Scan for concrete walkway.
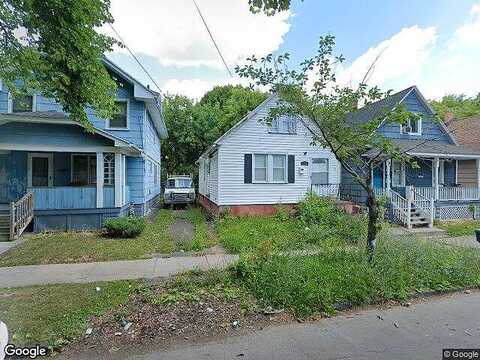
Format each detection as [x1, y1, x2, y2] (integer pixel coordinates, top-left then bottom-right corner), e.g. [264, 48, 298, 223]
[0, 254, 239, 288]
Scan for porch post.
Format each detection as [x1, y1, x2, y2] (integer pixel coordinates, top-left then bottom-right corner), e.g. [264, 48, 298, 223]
[114, 153, 123, 207]
[385, 160, 391, 193]
[434, 157, 440, 201]
[477, 159, 480, 200]
[96, 152, 104, 208]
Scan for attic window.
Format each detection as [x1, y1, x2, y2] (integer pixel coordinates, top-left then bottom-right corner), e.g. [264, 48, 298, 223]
[270, 117, 296, 134]
[401, 116, 422, 135]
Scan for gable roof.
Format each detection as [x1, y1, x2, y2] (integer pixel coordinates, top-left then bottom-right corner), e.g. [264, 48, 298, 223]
[102, 57, 168, 139]
[447, 116, 480, 151]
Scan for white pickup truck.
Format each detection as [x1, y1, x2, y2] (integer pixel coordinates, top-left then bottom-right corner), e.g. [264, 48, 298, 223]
[163, 175, 196, 206]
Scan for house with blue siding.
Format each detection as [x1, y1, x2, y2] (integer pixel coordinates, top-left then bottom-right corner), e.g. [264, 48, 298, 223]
[341, 86, 480, 227]
[0, 58, 167, 239]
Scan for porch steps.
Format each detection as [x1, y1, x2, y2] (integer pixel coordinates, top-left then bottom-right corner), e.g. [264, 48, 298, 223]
[409, 208, 430, 228]
[0, 214, 10, 241]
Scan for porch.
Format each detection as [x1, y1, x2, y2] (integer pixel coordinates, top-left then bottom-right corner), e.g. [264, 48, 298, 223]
[0, 150, 132, 238]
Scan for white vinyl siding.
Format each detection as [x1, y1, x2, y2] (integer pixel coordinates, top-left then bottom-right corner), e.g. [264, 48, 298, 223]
[198, 152, 219, 204]
[215, 96, 340, 205]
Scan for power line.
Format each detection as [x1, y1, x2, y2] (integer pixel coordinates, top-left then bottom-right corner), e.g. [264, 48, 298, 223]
[108, 23, 164, 96]
[192, 0, 233, 78]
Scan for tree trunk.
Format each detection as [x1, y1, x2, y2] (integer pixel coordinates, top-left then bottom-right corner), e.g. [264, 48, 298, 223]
[366, 185, 380, 263]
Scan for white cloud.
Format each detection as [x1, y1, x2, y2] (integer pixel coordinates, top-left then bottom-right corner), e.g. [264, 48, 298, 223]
[336, 26, 437, 88]
[332, 3, 480, 99]
[106, 0, 291, 69]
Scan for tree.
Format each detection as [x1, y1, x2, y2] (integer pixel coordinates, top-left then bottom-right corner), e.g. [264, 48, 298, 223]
[0, 0, 120, 129]
[161, 85, 267, 179]
[248, 0, 296, 14]
[235, 36, 417, 261]
[430, 94, 480, 121]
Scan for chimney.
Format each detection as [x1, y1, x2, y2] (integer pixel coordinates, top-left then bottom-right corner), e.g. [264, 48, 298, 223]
[444, 111, 454, 123]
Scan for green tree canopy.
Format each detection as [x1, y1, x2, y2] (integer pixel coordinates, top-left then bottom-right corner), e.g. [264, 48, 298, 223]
[0, 0, 120, 128]
[248, 0, 296, 14]
[162, 85, 267, 178]
[430, 94, 480, 121]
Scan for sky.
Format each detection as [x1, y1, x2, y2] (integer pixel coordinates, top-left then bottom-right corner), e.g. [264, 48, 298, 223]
[104, 0, 480, 100]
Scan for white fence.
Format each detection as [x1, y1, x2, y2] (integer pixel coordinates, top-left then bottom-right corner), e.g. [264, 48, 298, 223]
[412, 186, 480, 201]
[311, 184, 340, 197]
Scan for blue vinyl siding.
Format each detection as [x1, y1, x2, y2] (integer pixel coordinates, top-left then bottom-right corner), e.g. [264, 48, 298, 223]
[377, 91, 453, 143]
[127, 157, 144, 204]
[144, 112, 161, 162]
[144, 158, 160, 202]
[0, 122, 113, 148]
[0, 88, 8, 112]
[0, 151, 27, 202]
[406, 159, 432, 187]
[32, 187, 96, 210]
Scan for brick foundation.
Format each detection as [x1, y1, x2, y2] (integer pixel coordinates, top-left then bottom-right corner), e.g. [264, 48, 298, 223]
[198, 194, 361, 217]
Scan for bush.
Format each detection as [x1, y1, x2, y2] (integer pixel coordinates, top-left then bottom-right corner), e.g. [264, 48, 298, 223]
[297, 193, 368, 244]
[104, 216, 146, 238]
[231, 236, 480, 317]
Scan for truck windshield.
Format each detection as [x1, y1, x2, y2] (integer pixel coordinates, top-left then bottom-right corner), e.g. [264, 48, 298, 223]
[166, 178, 193, 188]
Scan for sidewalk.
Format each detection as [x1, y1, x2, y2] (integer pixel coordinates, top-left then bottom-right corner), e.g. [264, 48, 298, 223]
[0, 254, 239, 288]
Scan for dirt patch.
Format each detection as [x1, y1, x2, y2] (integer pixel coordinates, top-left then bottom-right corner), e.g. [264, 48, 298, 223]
[61, 274, 293, 358]
[169, 210, 195, 244]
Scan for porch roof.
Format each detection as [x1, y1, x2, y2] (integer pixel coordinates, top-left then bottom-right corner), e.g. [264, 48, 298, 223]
[366, 139, 480, 159]
[0, 112, 142, 155]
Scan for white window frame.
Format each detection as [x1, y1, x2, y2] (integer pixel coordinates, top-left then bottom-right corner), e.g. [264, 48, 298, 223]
[106, 99, 130, 130]
[103, 153, 115, 185]
[392, 160, 406, 187]
[27, 152, 53, 187]
[311, 158, 330, 185]
[253, 154, 268, 183]
[272, 154, 287, 183]
[252, 153, 288, 184]
[401, 115, 422, 136]
[269, 117, 297, 134]
[8, 93, 36, 113]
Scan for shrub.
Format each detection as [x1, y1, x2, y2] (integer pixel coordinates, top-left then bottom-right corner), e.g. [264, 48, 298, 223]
[298, 193, 368, 244]
[104, 216, 146, 238]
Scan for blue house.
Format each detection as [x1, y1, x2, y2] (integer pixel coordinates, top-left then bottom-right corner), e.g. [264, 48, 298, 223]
[0, 58, 168, 240]
[340, 86, 480, 227]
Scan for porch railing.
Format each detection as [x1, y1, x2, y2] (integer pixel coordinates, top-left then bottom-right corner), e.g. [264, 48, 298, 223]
[10, 191, 34, 240]
[412, 186, 480, 201]
[311, 184, 340, 197]
[389, 190, 410, 227]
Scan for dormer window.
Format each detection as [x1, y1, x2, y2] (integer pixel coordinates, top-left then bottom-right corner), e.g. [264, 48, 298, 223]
[11, 94, 34, 113]
[107, 100, 129, 129]
[270, 116, 296, 134]
[401, 116, 422, 135]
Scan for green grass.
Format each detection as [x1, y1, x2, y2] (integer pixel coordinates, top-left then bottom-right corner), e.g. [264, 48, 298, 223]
[231, 234, 480, 317]
[0, 207, 217, 267]
[437, 219, 480, 237]
[0, 281, 136, 348]
[183, 207, 218, 251]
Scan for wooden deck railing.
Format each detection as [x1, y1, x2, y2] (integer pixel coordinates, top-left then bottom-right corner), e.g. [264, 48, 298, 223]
[412, 186, 480, 201]
[311, 184, 340, 197]
[10, 191, 34, 240]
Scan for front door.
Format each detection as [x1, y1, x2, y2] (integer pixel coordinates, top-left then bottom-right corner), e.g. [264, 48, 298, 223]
[311, 158, 329, 185]
[28, 153, 53, 187]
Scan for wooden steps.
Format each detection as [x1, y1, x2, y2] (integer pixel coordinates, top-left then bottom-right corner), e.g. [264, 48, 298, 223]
[409, 207, 430, 228]
[0, 213, 10, 241]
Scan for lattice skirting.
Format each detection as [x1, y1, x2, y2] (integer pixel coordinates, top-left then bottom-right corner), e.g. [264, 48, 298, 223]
[435, 205, 479, 220]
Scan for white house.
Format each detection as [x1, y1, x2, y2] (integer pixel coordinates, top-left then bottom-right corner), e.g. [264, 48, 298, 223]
[196, 95, 341, 216]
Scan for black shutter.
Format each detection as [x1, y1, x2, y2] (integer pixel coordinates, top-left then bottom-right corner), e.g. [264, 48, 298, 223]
[244, 154, 252, 183]
[288, 155, 295, 183]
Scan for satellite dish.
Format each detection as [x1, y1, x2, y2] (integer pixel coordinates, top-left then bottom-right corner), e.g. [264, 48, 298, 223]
[0, 320, 7, 360]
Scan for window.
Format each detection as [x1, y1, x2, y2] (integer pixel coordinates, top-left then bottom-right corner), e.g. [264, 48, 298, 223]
[401, 116, 421, 135]
[104, 153, 115, 185]
[12, 95, 33, 113]
[71, 155, 96, 185]
[108, 101, 128, 129]
[254, 154, 268, 182]
[252, 154, 288, 183]
[272, 155, 286, 182]
[392, 160, 405, 186]
[270, 117, 296, 134]
[311, 158, 329, 185]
